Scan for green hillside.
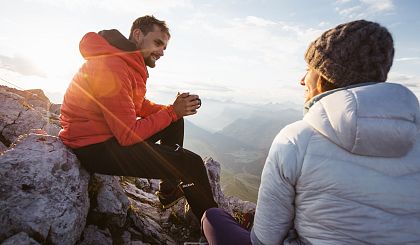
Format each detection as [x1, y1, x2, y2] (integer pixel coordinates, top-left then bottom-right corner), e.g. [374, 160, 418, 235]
[184, 105, 302, 202]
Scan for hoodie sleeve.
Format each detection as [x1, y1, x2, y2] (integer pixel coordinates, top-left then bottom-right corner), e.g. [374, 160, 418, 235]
[85, 57, 178, 146]
[138, 98, 179, 119]
[251, 129, 298, 244]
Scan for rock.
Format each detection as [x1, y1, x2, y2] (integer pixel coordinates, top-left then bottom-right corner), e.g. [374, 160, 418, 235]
[123, 180, 200, 244]
[0, 86, 51, 110]
[0, 134, 90, 245]
[121, 231, 131, 245]
[134, 178, 151, 191]
[24, 89, 51, 110]
[205, 157, 256, 217]
[204, 157, 233, 213]
[89, 175, 130, 228]
[49, 104, 61, 115]
[131, 241, 151, 245]
[128, 207, 176, 245]
[227, 196, 257, 214]
[0, 87, 60, 146]
[1, 232, 40, 245]
[77, 225, 112, 245]
[0, 141, 7, 153]
[149, 179, 160, 192]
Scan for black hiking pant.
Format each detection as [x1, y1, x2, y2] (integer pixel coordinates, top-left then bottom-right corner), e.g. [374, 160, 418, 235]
[73, 118, 217, 219]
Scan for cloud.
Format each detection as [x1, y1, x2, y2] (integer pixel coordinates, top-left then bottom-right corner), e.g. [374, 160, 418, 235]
[389, 73, 413, 82]
[166, 12, 324, 102]
[245, 16, 277, 27]
[26, 0, 193, 14]
[183, 14, 323, 66]
[387, 73, 420, 100]
[405, 83, 419, 88]
[318, 21, 331, 27]
[0, 54, 47, 77]
[388, 73, 419, 88]
[361, 0, 394, 11]
[395, 57, 420, 62]
[335, 0, 395, 18]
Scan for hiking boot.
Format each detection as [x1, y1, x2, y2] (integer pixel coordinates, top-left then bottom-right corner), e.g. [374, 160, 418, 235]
[233, 211, 255, 231]
[155, 183, 185, 209]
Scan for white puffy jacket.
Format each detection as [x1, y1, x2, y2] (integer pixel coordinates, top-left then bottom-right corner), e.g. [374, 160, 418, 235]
[251, 83, 420, 245]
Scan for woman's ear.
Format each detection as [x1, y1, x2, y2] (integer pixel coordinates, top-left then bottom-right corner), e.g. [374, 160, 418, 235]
[317, 75, 338, 93]
[316, 75, 325, 93]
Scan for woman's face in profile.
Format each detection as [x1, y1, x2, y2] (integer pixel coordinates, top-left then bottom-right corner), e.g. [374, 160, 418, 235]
[300, 68, 321, 102]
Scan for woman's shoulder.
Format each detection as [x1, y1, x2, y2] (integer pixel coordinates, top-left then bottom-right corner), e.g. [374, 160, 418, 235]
[272, 120, 316, 149]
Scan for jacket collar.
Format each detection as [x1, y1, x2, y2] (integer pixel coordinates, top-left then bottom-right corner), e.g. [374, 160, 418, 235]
[303, 82, 377, 115]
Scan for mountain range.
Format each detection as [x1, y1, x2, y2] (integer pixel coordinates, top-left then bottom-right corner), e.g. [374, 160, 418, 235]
[184, 100, 302, 202]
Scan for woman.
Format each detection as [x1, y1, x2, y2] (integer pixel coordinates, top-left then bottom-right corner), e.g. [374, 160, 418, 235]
[202, 20, 420, 244]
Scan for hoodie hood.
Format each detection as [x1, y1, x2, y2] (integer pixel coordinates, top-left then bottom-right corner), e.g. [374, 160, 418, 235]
[304, 83, 420, 157]
[79, 32, 147, 81]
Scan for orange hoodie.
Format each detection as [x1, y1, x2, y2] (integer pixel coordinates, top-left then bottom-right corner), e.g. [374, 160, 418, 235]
[59, 32, 179, 148]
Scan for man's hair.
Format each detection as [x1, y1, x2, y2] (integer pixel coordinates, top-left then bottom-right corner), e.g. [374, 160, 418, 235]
[129, 15, 170, 40]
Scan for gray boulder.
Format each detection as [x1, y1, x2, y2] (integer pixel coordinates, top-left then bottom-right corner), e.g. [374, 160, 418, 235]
[0, 134, 90, 244]
[89, 175, 130, 228]
[0, 86, 52, 111]
[76, 225, 112, 245]
[0, 87, 60, 146]
[1, 232, 40, 245]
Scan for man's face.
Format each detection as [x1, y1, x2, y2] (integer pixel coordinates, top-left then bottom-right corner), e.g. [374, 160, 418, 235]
[133, 25, 169, 68]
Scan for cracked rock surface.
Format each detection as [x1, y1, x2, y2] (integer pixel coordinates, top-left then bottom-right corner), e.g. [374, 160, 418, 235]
[1, 232, 40, 245]
[0, 86, 60, 147]
[0, 134, 90, 245]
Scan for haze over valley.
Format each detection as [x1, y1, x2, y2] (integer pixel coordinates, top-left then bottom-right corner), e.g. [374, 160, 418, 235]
[184, 99, 302, 202]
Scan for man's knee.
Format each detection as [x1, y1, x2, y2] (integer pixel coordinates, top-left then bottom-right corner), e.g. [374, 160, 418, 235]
[181, 147, 200, 158]
[182, 149, 205, 167]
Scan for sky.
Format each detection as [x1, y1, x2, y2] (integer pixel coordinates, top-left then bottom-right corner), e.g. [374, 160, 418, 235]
[1, 0, 419, 105]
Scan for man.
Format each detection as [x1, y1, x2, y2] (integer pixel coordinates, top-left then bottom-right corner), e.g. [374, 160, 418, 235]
[59, 15, 217, 220]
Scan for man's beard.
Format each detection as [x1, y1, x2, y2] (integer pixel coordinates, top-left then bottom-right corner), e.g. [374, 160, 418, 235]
[144, 56, 156, 68]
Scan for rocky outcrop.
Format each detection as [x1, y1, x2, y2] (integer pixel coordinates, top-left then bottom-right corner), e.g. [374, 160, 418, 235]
[0, 86, 61, 148]
[0, 86, 257, 244]
[205, 157, 256, 215]
[77, 225, 113, 245]
[1, 232, 40, 245]
[0, 134, 90, 244]
[0, 85, 57, 112]
[89, 175, 131, 228]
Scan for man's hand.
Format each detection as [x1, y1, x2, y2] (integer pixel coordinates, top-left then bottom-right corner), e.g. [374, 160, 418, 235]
[173, 92, 201, 117]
